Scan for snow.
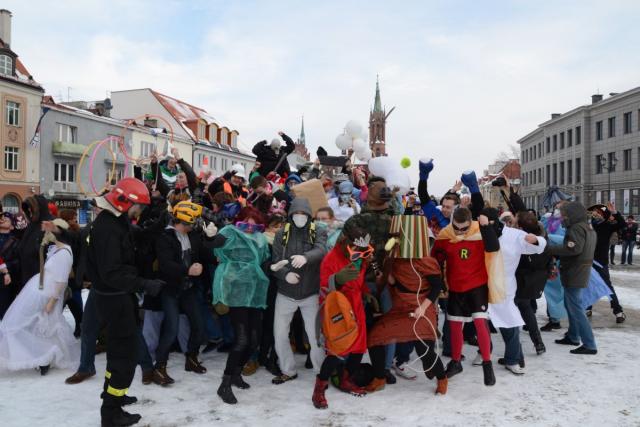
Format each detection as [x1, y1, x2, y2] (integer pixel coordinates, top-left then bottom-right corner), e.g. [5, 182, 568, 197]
[1, 275, 640, 427]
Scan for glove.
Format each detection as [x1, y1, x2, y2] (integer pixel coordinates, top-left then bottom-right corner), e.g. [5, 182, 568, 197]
[419, 158, 434, 181]
[204, 222, 218, 238]
[142, 279, 165, 297]
[334, 264, 359, 285]
[461, 170, 480, 194]
[285, 272, 301, 284]
[290, 255, 307, 269]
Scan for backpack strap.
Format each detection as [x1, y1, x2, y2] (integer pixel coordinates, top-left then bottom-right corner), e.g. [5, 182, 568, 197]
[309, 222, 316, 245]
[282, 223, 291, 248]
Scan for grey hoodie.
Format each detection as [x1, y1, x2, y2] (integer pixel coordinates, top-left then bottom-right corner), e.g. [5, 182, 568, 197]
[271, 198, 327, 300]
[548, 201, 597, 289]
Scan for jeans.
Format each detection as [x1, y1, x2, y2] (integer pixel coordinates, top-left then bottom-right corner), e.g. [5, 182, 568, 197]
[273, 293, 324, 376]
[155, 287, 205, 363]
[621, 240, 635, 264]
[499, 327, 523, 366]
[564, 287, 597, 350]
[380, 286, 395, 370]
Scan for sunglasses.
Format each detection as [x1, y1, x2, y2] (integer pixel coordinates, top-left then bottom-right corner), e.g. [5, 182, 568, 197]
[347, 244, 374, 262]
[235, 221, 265, 234]
[452, 223, 470, 232]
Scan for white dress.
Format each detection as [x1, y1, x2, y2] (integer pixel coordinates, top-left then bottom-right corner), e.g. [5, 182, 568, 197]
[0, 244, 79, 371]
[488, 227, 546, 328]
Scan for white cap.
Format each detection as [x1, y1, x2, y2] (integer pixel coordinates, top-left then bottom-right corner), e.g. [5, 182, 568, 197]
[231, 163, 246, 180]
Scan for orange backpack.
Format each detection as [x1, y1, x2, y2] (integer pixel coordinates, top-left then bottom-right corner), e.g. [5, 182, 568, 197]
[321, 291, 359, 355]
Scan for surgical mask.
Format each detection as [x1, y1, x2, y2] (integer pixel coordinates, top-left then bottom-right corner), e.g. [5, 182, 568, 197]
[339, 194, 351, 204]
[553, 209, 561, 218]
[292, 214, 308, 228]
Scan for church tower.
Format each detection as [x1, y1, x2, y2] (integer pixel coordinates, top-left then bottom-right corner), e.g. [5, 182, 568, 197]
[294, 115, 310, 160]
[369, 76, 390, 157]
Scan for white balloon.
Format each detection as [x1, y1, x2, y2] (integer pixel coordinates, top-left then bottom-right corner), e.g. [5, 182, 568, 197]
[345, 120, 363, 138]
[357, 148, 372, 162]
[352, 138, 367, 155]
[368, 156, 389, 177]
[367, 156, 411, 193]
[335, 133, 352, 151]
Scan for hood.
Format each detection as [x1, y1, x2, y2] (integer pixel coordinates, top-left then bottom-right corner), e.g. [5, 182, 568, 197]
[338, 180, 353, 195]
[285, 174, 302, 185]
[22, 195, 53, 224]
[561, 201, 588, 226]
[288, 197, 312, 218]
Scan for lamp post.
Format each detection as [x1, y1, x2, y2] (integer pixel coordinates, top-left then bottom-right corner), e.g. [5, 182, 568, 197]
[600, 154, 618, 201]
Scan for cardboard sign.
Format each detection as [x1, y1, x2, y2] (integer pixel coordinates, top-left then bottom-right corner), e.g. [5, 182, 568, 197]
[290, 178, 329, 215]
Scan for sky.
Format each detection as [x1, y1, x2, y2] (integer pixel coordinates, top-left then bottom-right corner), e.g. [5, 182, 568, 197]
[5, 0, 640, 194]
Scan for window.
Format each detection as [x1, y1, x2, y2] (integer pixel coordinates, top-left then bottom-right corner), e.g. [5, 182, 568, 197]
[575, 158, 581, 183]
[595, 155, 603, 174]
[140, 141, 155, 157]
[533, 169, 537, 184]
[624, 112, 632, 134]
[567, 129, 573, 147]
[209, 125, 218, 143]
[624, 149, 632, 171]
[576, 126, 582, 144]
[0, 55, 12, 76]
[567, 160, 573, 184]
[106, 168, 125, 185]
[560, 162, 565, 185]
[552, 163, 557, 185]
[538, 143, 541, 158]
[553, 135, 557, 151]
[6, 101, 19, 126]
[54, 163, 76, 183]
[198, 122, 206, 140]
[560, 132, 565, 149]
[608, 117, 616, 138]
[220, 131, 227, 146]
[57, 123, 77, 143]
[213, 157, 217, 170]
[108, 136, 121, 153]
[546, 165, 550, 186]
[596, 121, 603, 141]
[638, 148, 640, 169]
[608, 152, 617, 172]
[3, 146, 19, 171]
[522, 150, 525, 163]
[1, 194, 19, 213]
[546, 137, 550, 153]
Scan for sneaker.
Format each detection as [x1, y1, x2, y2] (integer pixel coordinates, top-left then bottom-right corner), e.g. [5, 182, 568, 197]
[472, 353, 483, 366]
[505, 364, 525, 375]
[555, 336, 580, 346]
[616, 312, 626, 324]
[540, 321, 561, 332]
[498, 358, 525, 368]
[445, 360, 463, 378]
[391, 361, 417, 380]
[570, 346, 597, 355]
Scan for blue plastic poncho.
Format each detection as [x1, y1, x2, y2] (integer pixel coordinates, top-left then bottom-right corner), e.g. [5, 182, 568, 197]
[583, 261, 612, 309]
[213, 226, 270, 308]
[543, 219, 568, 321]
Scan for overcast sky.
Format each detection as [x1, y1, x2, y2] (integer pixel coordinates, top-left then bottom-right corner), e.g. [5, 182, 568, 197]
[6, 0, 640, 194]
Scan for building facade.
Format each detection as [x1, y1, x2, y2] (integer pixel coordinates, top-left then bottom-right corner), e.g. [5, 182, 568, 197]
[519, 87, 640, 215]
[0, 9, 45, 212]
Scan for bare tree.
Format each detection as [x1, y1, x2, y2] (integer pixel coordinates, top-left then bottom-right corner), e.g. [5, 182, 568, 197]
[495, 144, 520, 162]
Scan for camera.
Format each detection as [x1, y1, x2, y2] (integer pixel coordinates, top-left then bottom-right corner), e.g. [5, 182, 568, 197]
[491, 177, 507, 187]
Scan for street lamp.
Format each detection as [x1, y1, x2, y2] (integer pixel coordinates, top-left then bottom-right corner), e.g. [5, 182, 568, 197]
[599, 154, 618, 200]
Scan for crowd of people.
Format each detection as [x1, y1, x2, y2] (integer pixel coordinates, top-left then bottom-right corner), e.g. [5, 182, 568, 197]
[0, 133, 630, 427]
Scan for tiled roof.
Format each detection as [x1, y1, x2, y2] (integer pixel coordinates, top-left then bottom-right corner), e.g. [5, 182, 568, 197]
[150, 89, 216, 140]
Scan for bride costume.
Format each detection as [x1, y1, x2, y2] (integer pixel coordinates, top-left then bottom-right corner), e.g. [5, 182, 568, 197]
[0, 243, 79, 371]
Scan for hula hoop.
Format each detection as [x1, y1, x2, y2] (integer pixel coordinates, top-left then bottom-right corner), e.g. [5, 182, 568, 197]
[88, 137, 119, 195]
[76, 137, 116, 197]
[116, 114, 176, 176]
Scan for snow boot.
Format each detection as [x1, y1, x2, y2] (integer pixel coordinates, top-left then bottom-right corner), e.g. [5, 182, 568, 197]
[217, 375, 238, 404]
[231, 374, 251, 389]
[305, 353, 313, 369]
[312, 377, 329, 409]
[152, 363, 174, 386]
[535, 342, 546, 355]
[435, 377, 448, 395]
[445, 360, 463, 379]
[555, 336, 580, 346]
[570, 346, 597, 355]
[338, 371, 367, 397]
[242, 360, 259, 376]
[185, 354, 207, 374]
[100, 392, 137, 406]
[39, 365, 50, 376]
[384, 369, 397, 384]
[364, 377, 386, 393]
[482, 361, 496, 386]
[101, 408, 141, 427]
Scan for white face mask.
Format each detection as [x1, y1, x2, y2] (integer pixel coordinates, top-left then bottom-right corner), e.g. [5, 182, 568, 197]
[292, 214, 308, 228]
[553, 208, 561, 218]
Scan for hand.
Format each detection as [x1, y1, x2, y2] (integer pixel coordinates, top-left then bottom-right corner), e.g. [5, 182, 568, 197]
[478, 215, 489, 226]
[524, 233, 538, 244]
[413, 300, 431, 319]
[3, 273, 10, 286]
[278, 131, 284, 136]
[607, 201, 617, 214]
[142, 279, 165, 297]
[285, 272, 301, 284]
[364, 293, 380, 313]
[335, 264, 360, 285]
[44, 298, 56, 314]
[460, 195, 471, 208]
[290, 255, 307, 269]
[452, 180, 462, 193]
[188, 263, 203, 276]
[171, 147, 181, 160]
[204, 222, 218, 238]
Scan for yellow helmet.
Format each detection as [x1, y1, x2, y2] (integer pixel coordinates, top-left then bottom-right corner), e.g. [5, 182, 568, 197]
[172, 201, 203, 225]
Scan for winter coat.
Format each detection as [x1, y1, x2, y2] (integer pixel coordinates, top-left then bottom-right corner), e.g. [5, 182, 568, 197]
[621, 222, 638, 242]
[252, 133, 295, 177]
[548, 202, 597, 289]
[592, 212, 624, 265]
[515, 246, 553, 300]
[272, 198, 327, 300]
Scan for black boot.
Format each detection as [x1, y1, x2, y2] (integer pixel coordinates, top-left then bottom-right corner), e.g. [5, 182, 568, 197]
[534, 342, 546, 355]
[217, 375, 238, 404]
[540, 321, 561, 332]
[231, 374, 250, 389]
[39, 365, 50, 376]
[482, 361, 496, 386]
[555, 336, 580, 346]
[445, 360, 463, 378]
[101, 408, 142, 427]
[100, 392, 137, 406]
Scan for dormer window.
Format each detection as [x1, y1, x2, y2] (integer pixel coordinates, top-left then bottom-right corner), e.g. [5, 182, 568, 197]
[198, 122, 206, 140]
[0, 55, 12, 76]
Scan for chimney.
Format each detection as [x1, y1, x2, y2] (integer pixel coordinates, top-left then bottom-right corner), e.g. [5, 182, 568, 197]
[592, 94, 603, 104]
[0, 9, 11, 47]
[551, 113, 561, 119]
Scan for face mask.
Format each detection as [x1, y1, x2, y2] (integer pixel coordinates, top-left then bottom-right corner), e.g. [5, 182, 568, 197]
[553, 209, 561, 218]
[292, 214, 308, 228]
[339, 194, 351, 204]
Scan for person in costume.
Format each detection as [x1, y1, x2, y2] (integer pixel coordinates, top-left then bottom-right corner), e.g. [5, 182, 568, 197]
[431, 207, 501, 386]
[312, 225, 373, 409]
[365, 255, 448, 395]
[211, 207, 270, 405]
[252, 131, 296, 177]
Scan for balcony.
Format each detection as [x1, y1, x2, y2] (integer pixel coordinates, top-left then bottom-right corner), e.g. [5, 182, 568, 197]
[52, 181, 80, 195]
[52, 141, 85, 158]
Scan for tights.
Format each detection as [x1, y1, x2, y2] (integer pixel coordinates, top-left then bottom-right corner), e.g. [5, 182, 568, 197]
[450, 318, 491, 362]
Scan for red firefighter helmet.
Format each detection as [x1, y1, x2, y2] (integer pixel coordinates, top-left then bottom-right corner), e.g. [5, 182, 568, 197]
[104, 177, 151, 212]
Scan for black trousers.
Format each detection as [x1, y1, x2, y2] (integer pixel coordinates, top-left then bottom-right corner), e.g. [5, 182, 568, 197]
[318, 353, 364, 381]
[224, 307, 262, 376]
[95, 293, 138, 414]
[259, 280, 278, 362]
[515, 298, 543, 346]
[370, 341, 445, 380]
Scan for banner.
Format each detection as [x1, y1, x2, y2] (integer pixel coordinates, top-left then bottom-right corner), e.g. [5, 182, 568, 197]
[623, 189, 630, 215]
[596, 191, 602, 204]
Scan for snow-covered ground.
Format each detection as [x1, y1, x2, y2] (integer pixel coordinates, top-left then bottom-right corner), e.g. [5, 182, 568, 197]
[1, 267, 639, 427]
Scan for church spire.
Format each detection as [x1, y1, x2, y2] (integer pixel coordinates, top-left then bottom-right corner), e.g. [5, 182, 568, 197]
[298, 115, 305, 145]
[373, 74, 382, 113]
